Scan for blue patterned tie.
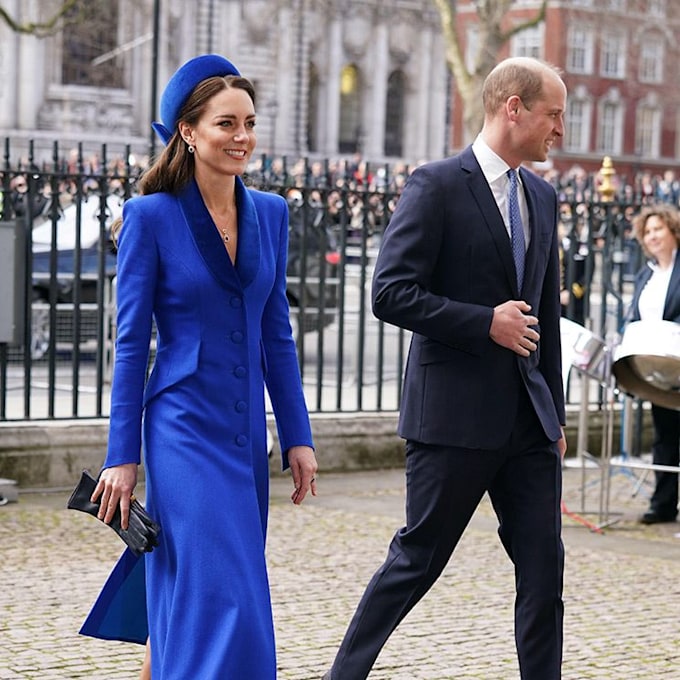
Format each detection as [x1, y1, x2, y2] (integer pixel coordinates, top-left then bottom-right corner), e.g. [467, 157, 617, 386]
[507, 168, 525, 290]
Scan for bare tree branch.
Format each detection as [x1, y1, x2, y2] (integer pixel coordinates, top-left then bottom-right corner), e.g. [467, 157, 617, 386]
[433, 0, 549, 139]
[0, 0, 82, 37]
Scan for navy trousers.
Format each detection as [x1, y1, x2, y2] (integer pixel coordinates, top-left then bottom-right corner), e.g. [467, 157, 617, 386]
[329, 391, 564, 679]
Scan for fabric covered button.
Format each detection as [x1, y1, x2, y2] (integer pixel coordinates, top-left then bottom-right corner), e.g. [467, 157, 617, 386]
[231, 331, 244, 343]
[234, 366, 247, 378]
[235, 400, 247, 413]
[235, 434, 248, 447]
[230, 297, 242, 308]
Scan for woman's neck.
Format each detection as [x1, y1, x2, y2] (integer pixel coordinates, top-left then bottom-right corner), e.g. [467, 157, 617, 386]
[655, 248, 677, 271]
[194, 171, 237, 214]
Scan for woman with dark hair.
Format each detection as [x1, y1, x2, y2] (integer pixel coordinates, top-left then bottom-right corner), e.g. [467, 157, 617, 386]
[83, 55, 317, 679]
[628, 204, 680, 524]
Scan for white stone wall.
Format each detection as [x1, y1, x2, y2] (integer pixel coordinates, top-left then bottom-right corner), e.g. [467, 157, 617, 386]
[0, 0, 448, 165]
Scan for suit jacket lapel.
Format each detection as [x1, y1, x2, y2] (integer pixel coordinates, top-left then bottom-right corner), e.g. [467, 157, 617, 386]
[461, 148, 519, 295]
[663, 255, 680, 321]
[518, 169, 545, 296]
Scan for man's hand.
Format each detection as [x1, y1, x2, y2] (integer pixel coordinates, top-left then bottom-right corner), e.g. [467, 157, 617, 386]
[557, 427, 567, 459]
[489, 300, 540, 357]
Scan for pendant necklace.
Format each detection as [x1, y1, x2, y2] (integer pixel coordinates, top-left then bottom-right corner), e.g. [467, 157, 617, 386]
[221, 228, 230, 243]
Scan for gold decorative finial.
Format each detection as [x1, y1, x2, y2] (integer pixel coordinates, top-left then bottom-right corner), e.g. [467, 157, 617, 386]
[599, 156, 616, 202]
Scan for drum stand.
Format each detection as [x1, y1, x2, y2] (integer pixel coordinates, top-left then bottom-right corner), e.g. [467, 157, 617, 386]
[566, 346, 625, 530]
[611, 396, 652, 499]
[562, 366, 611, 533]
[594, 384, 661, 528]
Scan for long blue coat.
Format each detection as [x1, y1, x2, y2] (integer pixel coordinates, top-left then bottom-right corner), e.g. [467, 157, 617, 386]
[82, 177, 313, 679]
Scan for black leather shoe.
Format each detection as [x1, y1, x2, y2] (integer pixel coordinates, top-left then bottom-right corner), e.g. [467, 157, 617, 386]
[639, 511, 677, 525]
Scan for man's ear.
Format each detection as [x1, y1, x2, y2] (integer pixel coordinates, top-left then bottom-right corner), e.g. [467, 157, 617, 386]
[507, 95, 522, 119]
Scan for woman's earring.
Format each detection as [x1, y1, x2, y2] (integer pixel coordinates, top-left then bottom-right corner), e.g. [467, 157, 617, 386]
[187, 144, 195, 154]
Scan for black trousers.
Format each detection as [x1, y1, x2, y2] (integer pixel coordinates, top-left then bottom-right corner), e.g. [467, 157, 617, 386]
[648, 404, 680, 518]
[329, 393, 564, 680]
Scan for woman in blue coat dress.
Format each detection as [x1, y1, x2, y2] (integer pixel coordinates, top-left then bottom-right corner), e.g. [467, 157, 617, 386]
[87, 55, 318, 679]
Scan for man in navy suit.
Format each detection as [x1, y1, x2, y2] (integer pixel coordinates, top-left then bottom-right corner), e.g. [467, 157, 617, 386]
[324, 57, 568, 680]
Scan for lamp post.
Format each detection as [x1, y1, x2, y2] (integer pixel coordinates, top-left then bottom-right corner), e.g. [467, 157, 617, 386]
[268, 98, 279, 157]
[149, 0, 161, 161]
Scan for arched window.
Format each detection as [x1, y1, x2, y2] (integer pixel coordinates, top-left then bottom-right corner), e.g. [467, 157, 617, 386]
[384, 70, 405, 157]
[62, 1, 123, 88]
[339, 64, 362, 153]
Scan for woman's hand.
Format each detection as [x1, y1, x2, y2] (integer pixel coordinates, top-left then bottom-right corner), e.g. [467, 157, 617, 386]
[91, 463, 138, 530]
[287, 446, 318, 505]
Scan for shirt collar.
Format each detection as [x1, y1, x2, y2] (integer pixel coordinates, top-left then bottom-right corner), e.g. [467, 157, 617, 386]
[472, 135, 516, 185]
[649, 248, 677, 273]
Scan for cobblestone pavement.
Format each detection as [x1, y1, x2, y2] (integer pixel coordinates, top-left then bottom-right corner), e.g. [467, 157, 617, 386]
[2, 462, 680, 679]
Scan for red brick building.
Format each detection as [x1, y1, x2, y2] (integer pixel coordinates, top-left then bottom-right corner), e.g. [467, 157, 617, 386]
[450, 0, 680, 183]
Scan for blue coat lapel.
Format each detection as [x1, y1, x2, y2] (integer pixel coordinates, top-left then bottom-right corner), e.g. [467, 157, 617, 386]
[177, 177, 261, 290]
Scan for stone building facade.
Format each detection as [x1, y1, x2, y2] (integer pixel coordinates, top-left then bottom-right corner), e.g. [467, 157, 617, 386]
[453, 0, 680, 179]
[0, 0, 448, 166]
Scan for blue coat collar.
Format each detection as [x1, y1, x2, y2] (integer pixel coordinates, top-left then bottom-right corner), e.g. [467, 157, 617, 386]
[177, 177, 261, 290]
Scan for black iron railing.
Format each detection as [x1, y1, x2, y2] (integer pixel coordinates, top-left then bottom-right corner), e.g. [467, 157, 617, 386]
[0, 140, 655, 421]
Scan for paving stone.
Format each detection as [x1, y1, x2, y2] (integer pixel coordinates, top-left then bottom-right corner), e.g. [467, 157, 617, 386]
[1, 465, 679, 678]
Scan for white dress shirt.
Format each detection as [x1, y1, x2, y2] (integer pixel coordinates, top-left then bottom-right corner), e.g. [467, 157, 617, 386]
[472, 135, 530, 249]
[638, 249, 677, 320]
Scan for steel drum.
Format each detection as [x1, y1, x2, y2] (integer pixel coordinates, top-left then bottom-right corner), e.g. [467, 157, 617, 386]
[560, 317, 609, 385]
[612, 319, 680, 410]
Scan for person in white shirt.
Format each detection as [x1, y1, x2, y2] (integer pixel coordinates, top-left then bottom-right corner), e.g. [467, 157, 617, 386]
[628, 204, 680, 524]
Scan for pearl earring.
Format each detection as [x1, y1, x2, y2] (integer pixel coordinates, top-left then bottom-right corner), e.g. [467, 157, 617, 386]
[187, 144, 195, 154]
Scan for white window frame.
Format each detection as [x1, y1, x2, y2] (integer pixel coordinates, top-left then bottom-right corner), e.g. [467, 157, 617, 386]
[597, 95, 624, 156]
[635, 102, 661, 158]
[647, 0, 666, 18]
[600, 30, 627, 79]
[564, 93, 592, 153]
[638, 38, 664, 84]
[511, 24, 544, 60]
[567, 24, 594, 74]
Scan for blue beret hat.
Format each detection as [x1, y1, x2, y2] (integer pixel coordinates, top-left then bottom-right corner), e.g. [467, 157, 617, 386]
[151, 54, 241, 145]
